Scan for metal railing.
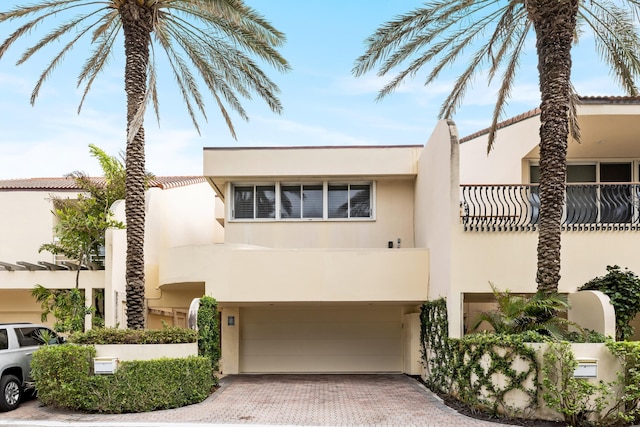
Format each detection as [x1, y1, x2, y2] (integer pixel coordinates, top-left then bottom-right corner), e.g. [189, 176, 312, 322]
[460, 183, 640, 232]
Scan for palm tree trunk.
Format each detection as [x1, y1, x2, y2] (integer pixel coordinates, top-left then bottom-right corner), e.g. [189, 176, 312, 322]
[120, 0, 153, 330]
[526, 0, 579, 296]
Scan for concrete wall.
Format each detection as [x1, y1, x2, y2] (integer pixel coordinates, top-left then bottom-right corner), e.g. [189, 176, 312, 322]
[415, 120, 461, 336]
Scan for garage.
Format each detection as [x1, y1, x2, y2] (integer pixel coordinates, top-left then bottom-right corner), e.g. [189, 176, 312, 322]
[239, 305, 403, 373]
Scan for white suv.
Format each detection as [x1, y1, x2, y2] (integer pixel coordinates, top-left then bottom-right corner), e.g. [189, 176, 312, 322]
[0, 323, 64, 411]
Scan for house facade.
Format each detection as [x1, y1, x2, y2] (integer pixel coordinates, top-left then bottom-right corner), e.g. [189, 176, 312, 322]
[2, 96, 637, 374]
[160, 146, 432, 374]
[161, 96, 638, 374]
[0, 177, 223, 330]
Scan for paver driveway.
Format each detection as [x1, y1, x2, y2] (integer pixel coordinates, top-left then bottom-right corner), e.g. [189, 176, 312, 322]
[3, 374, 510, 426]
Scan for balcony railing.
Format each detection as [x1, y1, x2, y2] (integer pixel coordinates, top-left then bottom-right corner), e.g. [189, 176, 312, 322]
[460, 183, 640, 232]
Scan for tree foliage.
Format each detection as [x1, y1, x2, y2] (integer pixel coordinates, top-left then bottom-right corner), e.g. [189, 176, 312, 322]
[39, 144, 126, 278]
[31, 286, 91, 333]
[34, 145, 127, 332]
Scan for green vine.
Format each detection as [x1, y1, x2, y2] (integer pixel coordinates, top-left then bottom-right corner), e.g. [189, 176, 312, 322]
[421, 299, 539, 417]
[197, 296, 220, 372]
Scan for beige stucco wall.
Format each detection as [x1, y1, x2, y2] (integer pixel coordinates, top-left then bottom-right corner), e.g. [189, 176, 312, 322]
[453, 231, 640, 298]
[94, 342, 197, 361]
[0, 189, 81, 263]
[161, 245, 429, 303]
[568, 291, 616, 337]
[460, 104, 640, 186]
[414, 120, 462, 336]
[222, 179, 415, 249]
[459, 115, 540, 185]
[0, 289, 53, 325]
[106, 183, 221, 328]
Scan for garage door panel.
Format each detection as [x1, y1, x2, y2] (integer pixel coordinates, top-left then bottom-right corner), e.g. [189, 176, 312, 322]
[242, 321, 400, 340]
[240, 306, 403, 373]
[242, 337, 401, 356]
[240, 355, 401, 373]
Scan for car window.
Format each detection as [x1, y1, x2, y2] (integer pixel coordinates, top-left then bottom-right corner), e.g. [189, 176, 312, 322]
[0, 329, 7, 350]
[15, 327, 56, 347]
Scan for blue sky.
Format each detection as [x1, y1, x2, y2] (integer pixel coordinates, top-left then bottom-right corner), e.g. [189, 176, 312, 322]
[0, 0, 626, 179]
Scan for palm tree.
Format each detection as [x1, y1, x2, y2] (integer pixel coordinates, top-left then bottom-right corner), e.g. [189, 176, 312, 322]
[0, 0, 290, 329]
[353, 0, 640, 299]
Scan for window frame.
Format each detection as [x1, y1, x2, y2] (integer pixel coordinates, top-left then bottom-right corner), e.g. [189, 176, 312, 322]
[229, 181, 375, 222]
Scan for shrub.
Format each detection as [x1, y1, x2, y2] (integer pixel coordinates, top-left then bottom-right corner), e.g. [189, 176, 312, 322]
[32, 344, 212, 413]
[471, 283, 580, 340]
[579, 265, 640, 341]
[69, 327, 197, 344]
[541, 341, 611, 427]
[603, 341, 640, 425]
[197, 296, 220, 371]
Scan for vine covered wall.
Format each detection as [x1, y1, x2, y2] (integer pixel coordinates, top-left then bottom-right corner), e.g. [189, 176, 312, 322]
[420, 299, 539, 416]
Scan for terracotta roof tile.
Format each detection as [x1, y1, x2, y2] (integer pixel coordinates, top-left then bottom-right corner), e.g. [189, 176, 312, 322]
[0, 176, 205, 191]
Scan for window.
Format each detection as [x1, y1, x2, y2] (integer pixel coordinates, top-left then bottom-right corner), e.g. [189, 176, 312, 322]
[328, 184, 371, 219]
[233, 185, 276, 219]
[0, 329, 7, 350]
[280, 184, 323, 219]
[15, 327, 59, 347]
[231, 182, 374, 221]
[530, 162, 634, 224]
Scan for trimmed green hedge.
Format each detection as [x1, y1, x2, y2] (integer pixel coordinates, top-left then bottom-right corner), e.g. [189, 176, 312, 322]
[69, 327, 197, 344]
[31, 345, 213, 413]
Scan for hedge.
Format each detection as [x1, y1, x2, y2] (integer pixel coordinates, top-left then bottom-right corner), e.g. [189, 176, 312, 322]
[31, 345, 213, 413]
[69, 327, 197, 344]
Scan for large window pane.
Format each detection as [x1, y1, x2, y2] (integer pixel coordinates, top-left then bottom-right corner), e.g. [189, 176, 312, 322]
[303, 185, 323, 218]
[328, 185, 348, 218]
[600, 163, 632, 223]
[256, 185, 276, 218]
[234, 186, 254, 219]
[566, 165, 596, 224]
[281, 186, 301, 218]
[350, 185, 371, 218]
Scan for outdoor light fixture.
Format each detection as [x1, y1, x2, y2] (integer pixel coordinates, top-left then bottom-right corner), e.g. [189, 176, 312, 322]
[227, 316, 235, 326]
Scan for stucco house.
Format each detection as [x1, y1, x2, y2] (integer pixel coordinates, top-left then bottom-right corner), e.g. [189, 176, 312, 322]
[162, 96, 636, 374]
[1, 96, 638, 375]
[0, 176, 223, 330]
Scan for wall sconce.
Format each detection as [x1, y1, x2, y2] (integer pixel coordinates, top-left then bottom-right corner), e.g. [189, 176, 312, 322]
[227, 316, 235, 326]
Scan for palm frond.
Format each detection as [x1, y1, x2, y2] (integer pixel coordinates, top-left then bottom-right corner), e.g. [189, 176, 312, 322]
[578, 1, 640, 95]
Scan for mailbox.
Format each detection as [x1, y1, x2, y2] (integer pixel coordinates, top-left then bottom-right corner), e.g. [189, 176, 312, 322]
[573, 359, 597, 378]
[94, 357, 119, 374]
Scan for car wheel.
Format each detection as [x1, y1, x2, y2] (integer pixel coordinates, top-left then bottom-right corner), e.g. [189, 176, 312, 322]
[0, 375, 22, 412]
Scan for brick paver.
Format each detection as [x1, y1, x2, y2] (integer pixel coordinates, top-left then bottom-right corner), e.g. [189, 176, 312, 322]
[2, 374, 510, 426]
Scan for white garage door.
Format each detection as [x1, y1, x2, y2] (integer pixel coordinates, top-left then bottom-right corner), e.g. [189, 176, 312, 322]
[240, 306, 403, 373]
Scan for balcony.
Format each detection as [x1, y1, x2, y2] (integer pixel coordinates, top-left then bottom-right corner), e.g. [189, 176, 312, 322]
[159, 245, 430, 303]
[460, 183, 640, 232]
